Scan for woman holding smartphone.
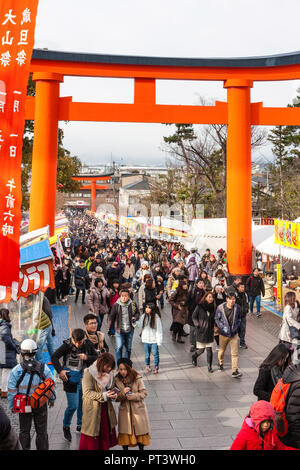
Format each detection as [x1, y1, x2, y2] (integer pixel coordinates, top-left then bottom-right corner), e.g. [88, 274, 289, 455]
[79, 352, 118, 450]
[114, 358, 150, 450]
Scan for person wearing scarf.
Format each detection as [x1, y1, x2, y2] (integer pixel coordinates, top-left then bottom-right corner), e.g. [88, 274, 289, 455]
[191, 291, 217, 372]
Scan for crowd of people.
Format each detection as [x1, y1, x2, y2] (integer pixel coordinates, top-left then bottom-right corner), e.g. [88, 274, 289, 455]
[1, 209, 300, 451]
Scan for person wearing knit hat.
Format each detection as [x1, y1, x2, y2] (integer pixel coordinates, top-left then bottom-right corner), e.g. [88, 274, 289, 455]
[113, 358, 150, 450]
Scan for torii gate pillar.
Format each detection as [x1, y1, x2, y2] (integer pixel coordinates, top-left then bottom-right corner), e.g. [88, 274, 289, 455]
[224, 79, 253, 275]
[29, 72, 64, 236]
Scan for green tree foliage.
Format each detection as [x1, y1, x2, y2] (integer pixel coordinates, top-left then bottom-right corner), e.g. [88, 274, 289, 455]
[162, 120, 266, 218]
[22, 75, 82, 210]
[267, 91, 300, 219]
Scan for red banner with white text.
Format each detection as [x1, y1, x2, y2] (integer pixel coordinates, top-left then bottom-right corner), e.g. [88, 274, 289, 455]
[0, 259, 54, 304]
[0, 1, 39, 286]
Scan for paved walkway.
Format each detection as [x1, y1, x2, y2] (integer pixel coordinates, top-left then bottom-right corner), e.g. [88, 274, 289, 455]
[2, 294, 281, 450]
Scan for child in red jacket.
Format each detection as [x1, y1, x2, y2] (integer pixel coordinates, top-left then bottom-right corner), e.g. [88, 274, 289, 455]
[230, 401, 297, 450]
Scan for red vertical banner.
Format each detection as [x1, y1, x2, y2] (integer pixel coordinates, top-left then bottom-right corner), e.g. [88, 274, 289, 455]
[0, 1, 39, 286]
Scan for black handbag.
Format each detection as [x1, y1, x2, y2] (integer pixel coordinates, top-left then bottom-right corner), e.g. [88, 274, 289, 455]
[63, 380, 78, 393]
[287, 318, 300, 340]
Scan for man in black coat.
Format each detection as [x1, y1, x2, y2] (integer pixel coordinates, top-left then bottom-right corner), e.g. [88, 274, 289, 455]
[245, 268, 265, 318]
[51, 328, 98, 443]
[236, 283, 249, 349]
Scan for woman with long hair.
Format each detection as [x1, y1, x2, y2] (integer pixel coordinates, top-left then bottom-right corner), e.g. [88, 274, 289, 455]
[114, 358, 150, 450]
[253, 343, 291, 401]
[279, 291, 300, 349]
[191, 292, 216, 372]
[79, 352, 118, 450]
[137, 303, 163, 374]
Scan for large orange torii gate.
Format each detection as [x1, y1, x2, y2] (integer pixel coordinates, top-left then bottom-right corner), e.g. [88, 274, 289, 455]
[71, 173, 113, 213]
[26, 49, 300, 275]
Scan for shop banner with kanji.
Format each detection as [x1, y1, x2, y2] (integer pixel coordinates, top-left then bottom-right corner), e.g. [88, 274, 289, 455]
[0, 1, 39, 286]
[274, 219, 300, 250]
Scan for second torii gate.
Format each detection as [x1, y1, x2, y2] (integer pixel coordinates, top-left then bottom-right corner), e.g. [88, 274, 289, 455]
[26, 49, 300, 275]
[71, 173, 113, 213]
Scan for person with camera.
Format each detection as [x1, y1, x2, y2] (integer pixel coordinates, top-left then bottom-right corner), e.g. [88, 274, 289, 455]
[83, 314, 109, 354]
[51, 328, 98, 442]
[7, 339, 55, 450]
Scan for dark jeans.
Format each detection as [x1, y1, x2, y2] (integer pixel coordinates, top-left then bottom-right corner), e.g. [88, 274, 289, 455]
[97, 315, 104, 331]
[75, 288, 86, 303]
[238, 316, 247, 345]
[19, 404, 48, 450]
[249, 295, 261, 315]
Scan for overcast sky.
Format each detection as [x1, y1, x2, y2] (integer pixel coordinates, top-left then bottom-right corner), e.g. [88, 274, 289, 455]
[34, 0, 300, 167]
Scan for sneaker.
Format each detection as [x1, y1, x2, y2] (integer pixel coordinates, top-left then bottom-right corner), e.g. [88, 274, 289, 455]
[232, 370, 243, 378]
[240, 344, 248, 349]
[218, 363, 224, 371]
[63, 426, 72, 442]
[144, 365, 152, 373]
[153, 367, 159, 375]
[76, 426, 81, 433]
[257, 313, 262, 318]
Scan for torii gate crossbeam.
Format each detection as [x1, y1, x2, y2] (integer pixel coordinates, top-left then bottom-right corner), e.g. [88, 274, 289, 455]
[27, 49, 300, 275]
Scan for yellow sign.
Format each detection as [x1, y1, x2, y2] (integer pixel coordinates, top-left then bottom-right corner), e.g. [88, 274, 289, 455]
[277, 263, 281, 306]
[274, 219, 300, 250]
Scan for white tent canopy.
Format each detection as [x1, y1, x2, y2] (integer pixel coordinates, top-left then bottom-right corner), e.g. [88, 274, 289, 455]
[183, 218, 300, 262]
[253, 217, 300, 262]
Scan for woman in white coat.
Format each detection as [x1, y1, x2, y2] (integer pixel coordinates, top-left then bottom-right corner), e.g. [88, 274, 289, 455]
[136, 303, 163, 374]
[279, 291, 300, 358]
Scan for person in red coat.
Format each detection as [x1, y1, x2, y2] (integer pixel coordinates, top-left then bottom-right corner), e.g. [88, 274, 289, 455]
[230, 400, 297, 450]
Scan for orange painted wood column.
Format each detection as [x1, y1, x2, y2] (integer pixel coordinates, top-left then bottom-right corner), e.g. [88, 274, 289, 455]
[91, 180, 97, 213]
[224, 79, 253, 275]
[29, 72, 64, 236]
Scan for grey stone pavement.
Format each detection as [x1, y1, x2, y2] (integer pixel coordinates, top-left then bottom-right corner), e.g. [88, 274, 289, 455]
[1, 294, 281, 451]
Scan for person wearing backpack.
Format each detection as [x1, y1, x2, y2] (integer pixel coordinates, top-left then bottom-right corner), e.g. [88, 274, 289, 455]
[7, 339, 55, 450]
[230, 400, 296, 450]
[253, 343, 291, 402]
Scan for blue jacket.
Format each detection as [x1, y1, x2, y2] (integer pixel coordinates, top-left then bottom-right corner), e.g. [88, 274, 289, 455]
[0, 321, 18, 369]
[7, 360, 55, 410]
[215, 303, 241, 337]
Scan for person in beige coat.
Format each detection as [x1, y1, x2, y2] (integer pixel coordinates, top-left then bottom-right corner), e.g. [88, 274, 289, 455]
[79, 353, 118, 450]
[114, 358, 150, 450]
